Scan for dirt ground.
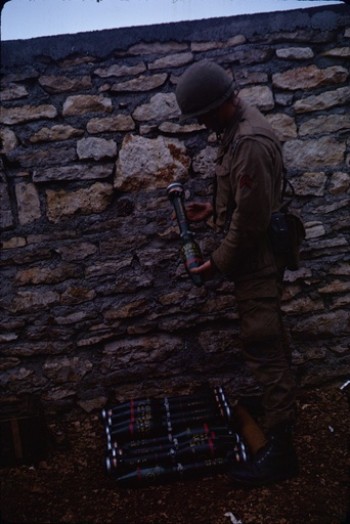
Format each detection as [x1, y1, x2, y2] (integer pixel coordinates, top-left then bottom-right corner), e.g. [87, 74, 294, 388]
[1, 387, 349, 524]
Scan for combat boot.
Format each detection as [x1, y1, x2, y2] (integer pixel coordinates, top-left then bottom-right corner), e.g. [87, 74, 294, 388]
[229, 423, 298, 487]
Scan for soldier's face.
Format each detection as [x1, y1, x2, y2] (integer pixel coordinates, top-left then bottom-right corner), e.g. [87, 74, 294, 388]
[197, 108, 223, 133]
[197, 97, 238, 133]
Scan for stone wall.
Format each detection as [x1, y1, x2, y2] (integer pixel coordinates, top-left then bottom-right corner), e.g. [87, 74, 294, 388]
[1, 4, 349, 413]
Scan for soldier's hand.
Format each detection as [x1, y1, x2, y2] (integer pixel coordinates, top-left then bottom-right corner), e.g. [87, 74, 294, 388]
[185, 201, 213, 222]
[189, 259, 215, 280]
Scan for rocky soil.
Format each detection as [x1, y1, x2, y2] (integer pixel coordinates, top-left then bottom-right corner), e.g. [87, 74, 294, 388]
[1, 387, 349, 524]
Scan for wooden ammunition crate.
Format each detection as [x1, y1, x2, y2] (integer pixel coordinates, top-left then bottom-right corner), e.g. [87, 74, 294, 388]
[0, 397, 49, 467]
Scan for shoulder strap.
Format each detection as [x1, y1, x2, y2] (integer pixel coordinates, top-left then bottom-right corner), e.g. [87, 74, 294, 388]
[280, 170, 296, 212]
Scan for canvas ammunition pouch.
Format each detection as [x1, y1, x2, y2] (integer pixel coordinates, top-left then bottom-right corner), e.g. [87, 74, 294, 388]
[268, 211, 305, 271]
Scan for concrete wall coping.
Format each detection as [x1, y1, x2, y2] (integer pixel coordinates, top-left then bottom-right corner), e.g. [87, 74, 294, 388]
[2, 4, 349, 68]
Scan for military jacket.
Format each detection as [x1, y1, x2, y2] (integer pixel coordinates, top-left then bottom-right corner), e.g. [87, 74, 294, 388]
[211, 99, 284, 279]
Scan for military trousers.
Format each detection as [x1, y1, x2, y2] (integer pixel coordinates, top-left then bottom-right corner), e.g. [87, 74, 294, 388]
[234, 257, 297, 431]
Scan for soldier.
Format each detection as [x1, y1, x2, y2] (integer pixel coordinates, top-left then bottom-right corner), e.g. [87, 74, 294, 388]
[174, 60, 299, 487]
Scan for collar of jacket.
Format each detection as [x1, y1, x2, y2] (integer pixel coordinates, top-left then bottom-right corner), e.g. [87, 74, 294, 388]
[218, 97, 245, 156]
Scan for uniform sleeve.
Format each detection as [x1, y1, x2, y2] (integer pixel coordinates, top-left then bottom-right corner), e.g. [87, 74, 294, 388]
[211, 137, 274, 276]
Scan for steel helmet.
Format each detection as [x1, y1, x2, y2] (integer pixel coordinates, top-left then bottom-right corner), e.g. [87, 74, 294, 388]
[176, 60, 235, 122]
